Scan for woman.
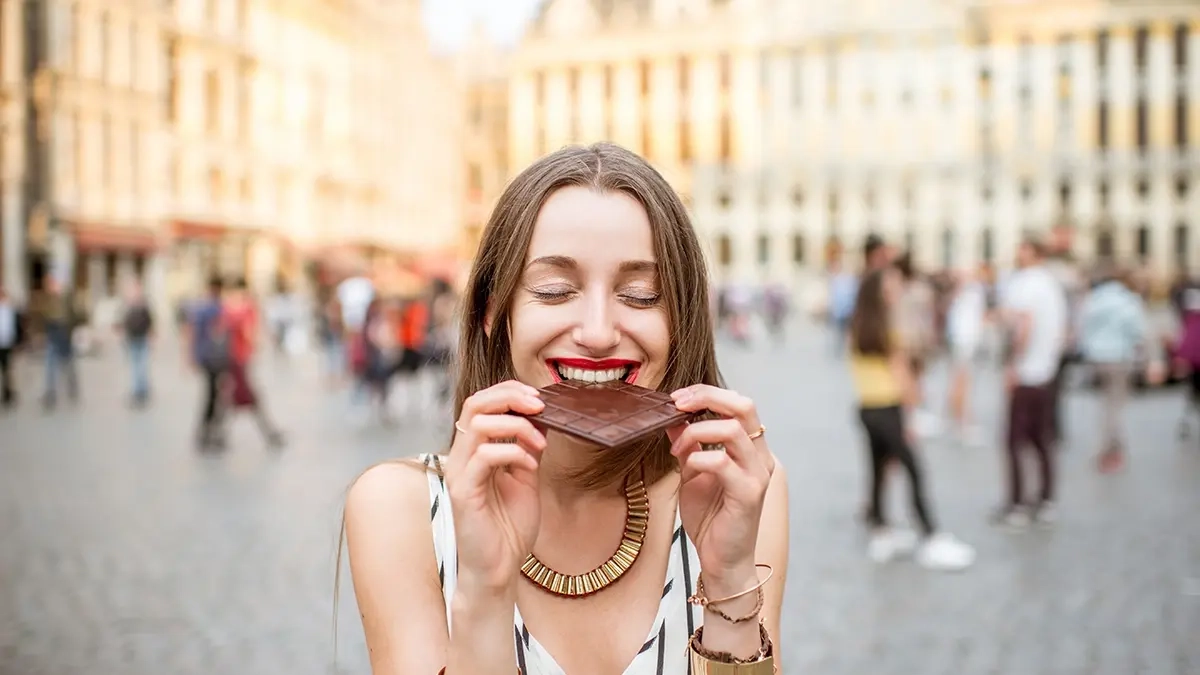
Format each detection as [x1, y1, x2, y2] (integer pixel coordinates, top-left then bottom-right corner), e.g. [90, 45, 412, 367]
[848, 268, 975, 571]
[343, 144, 788, 674]
[944, 267, 988, 446]
[1077, 266, 1152, 472]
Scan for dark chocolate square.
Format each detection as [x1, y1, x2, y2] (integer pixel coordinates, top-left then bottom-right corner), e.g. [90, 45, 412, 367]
[518, 380, 702, 448]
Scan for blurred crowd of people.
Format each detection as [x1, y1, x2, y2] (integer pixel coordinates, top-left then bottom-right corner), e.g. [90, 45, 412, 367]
[0, 269, 461, 450]
[825, 226, 1200, 573]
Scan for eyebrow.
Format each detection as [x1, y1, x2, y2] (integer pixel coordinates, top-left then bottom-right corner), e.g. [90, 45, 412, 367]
[526, 256, 657, 274]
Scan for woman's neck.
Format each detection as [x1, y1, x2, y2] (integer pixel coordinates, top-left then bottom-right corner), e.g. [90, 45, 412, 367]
[537, 433, 625, 511]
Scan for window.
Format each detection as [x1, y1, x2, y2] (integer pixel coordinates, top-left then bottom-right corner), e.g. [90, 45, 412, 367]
[641, 116, 652, 158]
[98, 11, 110, 81]
[716, 234, 732, 267]
[1175, 24, 1189, 70]
[129, 123, 139, 195]
[678, 57, 689, 95]
[717, 190, 732, 210]
[1134, 25, 1149, 71]
[1136, 225, 1150, 260]
[792, 233, 805, 264]
[827, 190, 838, 215]
[1097, 29, 1109, 69]
[205, 69, 220, 133]
[941, 226, 955, 268]
[640, 60, 651, 96]
[1136, 98, 1148, 151]
[1097, 100, 1109, 149]
[1137, 177, 1150, 200]
[1099, 179, 1110, 207]
[679, 119, 692, 163]
[1097, 228, 1114, 257]
[100, 116, 111, 187]
[1058, 180, 1072, 210]
[534, 71, 545, 106]
[718, 114, 731, 162]
[603, 64, 614, 101]
[1175, 223, 1188, 269]
[467, 163, 482, 193]
[981, 227, 994, 262]
[757, 234, 770, 265]
[1176, 94, 1188, 149]
[826, 49, 838, 110]
[792, 187, 803, 208]
[1176, 175, 1189, 199]
[209, 167, 224, 200]
[718, 53, 731, 92]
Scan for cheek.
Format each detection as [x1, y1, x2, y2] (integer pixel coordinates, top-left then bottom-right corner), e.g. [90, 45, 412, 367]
[625, 310, 670, 359]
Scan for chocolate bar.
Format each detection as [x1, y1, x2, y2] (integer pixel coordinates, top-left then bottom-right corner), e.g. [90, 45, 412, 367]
[520, 380, 701, 448]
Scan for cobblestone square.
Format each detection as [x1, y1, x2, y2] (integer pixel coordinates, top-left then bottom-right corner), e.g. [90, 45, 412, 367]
[1, 325, 1197, 674]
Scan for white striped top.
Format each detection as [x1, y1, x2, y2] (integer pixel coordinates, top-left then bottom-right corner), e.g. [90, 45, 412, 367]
[420, 454, 703, 675]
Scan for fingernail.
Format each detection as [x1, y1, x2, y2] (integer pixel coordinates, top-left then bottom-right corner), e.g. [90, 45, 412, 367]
[525, 396, 544, 408]
[673, 390, 692, 403]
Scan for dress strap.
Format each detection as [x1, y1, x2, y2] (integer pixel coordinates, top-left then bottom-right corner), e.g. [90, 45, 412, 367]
[419, 453, 458, 633]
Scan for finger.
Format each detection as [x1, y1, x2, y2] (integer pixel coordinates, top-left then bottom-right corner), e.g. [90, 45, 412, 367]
[678, 447, 745, 491]
[456, 442, 540, 494]
[669, 418, 758, 469]
[467, 414, 547, 451]
[671, 385, 759, 430]
[460, 380, 543, 420]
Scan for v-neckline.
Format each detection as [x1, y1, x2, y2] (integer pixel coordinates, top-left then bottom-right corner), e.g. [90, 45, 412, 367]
[513, 510, 687, 675]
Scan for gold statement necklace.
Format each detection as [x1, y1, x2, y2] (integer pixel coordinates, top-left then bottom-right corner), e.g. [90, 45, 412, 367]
[520, 471, 650, 598]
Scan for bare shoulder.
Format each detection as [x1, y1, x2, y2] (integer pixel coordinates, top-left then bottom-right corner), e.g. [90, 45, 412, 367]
[345, 458, 436, 523]
[344, 458, 449, 673]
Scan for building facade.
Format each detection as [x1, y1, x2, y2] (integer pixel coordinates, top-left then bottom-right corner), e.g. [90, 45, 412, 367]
[164, 0, 463, 302]
[0, 0, 27, 301]
[509, 0, 1200, 287]
[11, 0, 170, 310]
[457, 24, 510, 261]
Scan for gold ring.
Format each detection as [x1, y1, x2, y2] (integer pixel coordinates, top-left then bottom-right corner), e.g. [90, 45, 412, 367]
[747, 425, 766, 441]
[454, 421, 468, 435]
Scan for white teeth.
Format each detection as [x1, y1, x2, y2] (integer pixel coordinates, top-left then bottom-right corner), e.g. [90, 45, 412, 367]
[557, 366, 630, 383]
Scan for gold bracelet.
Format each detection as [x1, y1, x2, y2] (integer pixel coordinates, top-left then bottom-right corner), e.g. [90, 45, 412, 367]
[688, 563, 774, 608]
[686, 620, 776, 674]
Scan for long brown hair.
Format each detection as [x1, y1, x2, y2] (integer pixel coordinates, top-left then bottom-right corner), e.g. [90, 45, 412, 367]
[849, 269, 892, 356]
[455, 142, 722, 489]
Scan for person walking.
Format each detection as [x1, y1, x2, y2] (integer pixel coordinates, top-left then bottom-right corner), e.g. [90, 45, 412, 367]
[0, 286, 23, 408]
[38, 275, 83, 410]
[187, 277, 230, 449]
[121, 282, 154, 407]
[848, 267, 976, 571]
[996, 238, 1068, 528]
[220, 278, 285, 448]
[1077, 266, 1156, 472]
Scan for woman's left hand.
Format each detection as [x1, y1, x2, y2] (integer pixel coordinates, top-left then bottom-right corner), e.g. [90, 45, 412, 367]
[668, 384, 775, 589]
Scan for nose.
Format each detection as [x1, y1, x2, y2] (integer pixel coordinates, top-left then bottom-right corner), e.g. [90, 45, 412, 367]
[571, 292, 621, 353]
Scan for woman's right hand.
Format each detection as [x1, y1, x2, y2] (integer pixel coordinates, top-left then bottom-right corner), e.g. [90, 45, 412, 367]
[445, 380, 547, 599]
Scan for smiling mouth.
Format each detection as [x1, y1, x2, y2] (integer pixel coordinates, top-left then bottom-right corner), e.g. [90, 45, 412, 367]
[549, 360, 640, 384]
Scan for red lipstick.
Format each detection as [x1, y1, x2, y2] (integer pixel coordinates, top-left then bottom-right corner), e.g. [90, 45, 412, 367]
[552, 358, 640, 369]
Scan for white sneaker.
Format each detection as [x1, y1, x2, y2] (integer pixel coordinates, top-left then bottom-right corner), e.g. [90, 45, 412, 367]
[867, 528, 919, 563]
[916, 533, 976, 572]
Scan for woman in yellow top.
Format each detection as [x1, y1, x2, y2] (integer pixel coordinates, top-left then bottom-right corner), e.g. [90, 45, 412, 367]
[848, 267, 976, 572]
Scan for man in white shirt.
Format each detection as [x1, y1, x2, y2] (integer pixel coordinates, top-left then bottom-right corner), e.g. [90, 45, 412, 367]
[998, 238, 1068, 527]
[0, 286, 21, 407]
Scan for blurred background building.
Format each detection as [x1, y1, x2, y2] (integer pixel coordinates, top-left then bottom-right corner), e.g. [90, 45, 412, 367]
[457, 23, 510, 260]
[1, 0, 462, 312]
[507, 0, 1199, 290]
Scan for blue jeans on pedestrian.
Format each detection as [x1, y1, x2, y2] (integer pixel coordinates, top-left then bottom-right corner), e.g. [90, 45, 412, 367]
[42, 332, 78, 402]
[127, 337, 150, 399]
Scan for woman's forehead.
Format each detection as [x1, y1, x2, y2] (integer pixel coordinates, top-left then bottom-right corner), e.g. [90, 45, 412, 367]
[527, 187, 654, 263]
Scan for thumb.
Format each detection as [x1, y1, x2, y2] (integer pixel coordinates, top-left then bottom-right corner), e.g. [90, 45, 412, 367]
[666, 423, 689, 445]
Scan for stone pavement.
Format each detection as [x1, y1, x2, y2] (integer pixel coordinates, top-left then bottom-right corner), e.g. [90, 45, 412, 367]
[0, 324, 1197, 675]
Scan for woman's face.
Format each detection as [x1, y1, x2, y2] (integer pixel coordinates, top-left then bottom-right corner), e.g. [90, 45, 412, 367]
[507, 186, 670, 390]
